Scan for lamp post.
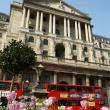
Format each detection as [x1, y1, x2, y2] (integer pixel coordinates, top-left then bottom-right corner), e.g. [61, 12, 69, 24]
[36, 64, 44, 83]
[32, 64, 44, 92]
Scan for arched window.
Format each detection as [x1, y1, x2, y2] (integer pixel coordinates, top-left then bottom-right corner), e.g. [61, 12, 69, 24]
[28, 36, 34, 42]
[43, 39, 48, 45]
[55, 43, 65, 59]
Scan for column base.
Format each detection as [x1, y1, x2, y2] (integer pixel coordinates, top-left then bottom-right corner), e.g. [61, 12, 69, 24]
[35, 31, 43, 35]
[48, 33, 56, 37]
[74, 39, 83, 43]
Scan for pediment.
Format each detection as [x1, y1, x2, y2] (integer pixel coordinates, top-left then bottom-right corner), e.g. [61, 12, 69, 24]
[24, 0, 90, 18]
[48, 1, 89, 18]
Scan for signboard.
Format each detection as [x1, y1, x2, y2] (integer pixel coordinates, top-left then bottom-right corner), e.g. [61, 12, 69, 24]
[60, 93, 68, 98]
[0, 91, 10, 97]
[69, 93, 102, 99]
[88, 102, 95, 106]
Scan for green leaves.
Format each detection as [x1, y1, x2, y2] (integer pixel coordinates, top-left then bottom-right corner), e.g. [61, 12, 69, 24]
[0, 39, 36, 76]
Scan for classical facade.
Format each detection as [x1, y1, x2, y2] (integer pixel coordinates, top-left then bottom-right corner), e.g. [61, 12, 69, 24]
[0, 0, 110, 106]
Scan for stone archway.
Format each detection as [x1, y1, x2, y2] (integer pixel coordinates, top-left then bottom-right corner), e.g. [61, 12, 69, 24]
[55, 43, 65, 59]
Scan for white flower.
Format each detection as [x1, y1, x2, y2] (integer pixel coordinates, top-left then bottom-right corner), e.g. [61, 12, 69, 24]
[58, 106, 66, 110]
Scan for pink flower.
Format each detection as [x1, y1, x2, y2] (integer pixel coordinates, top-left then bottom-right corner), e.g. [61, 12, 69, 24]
[80, 100, 88, 108]
[31, 95, 38, 104]
[8, 101, 20, 110]
[7, 91, 17, 102]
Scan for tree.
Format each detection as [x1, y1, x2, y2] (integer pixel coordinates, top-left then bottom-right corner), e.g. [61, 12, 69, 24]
[0, 39, 36, 91]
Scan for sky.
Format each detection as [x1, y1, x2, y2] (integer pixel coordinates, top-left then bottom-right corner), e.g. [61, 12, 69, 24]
[0, 0, 110, 38]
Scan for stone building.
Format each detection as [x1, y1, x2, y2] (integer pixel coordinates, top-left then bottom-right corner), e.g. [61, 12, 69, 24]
[0, 0, 110, 106]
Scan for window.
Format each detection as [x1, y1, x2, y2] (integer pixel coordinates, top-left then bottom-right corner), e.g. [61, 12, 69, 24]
[84, 47, 88, 52]
[56, 29, 60, 35]
[99, 42, 102, 48]
[72, 55, 77, 61]
[43, 29, 46, 33]
[108, 52, 110, 58]
[30, 14, 35, 19]
[29, 26, 34, 32]
[0, 33, 2, 38]
[28, 36, 34, 42]
[43, 17, 47, 22]
[84, 57, 88, 62]
[43, 39, 48, 45]
[42, 50, 48, 57]
[102, 56, 105, 63]
[56, 20, 60, 25]
[73, 45, 76, 50]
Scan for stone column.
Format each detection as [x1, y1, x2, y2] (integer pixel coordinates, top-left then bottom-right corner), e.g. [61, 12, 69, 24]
[86, 75, 90, 86]
[64, 17, 67, 37]
[53, 15, 56, 35]
[54, 72, 57, 84]
[78, 22, 81, 40]
[98, 77, 102, 87]
[25, 9, 30, 29]
[88, 25, 92, 42]
[75, 21, 78, 40]
[85, 24, 89, 42]
[72, 74, 76, 85]
[67, 19, 70, 38]
[49, 14, 52, 34]
[40, 12, 43, 32]
[21, 7, 26, 27]
[35, 11, 40, 31]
